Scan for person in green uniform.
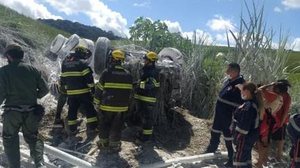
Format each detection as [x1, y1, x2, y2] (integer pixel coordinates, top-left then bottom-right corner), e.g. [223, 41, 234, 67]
[0, 43, 49, 168]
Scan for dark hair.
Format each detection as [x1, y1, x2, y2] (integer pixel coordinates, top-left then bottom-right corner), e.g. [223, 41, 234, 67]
[275, 79, 291, 93]
[228, 62, 240, 73]
[243, 82, 257, 97]
[243, 82, 264, 116]
[6, 49, 24, 60]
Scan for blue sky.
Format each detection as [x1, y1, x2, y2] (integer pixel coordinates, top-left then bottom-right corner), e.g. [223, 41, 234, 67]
[1, 0, 300, 50]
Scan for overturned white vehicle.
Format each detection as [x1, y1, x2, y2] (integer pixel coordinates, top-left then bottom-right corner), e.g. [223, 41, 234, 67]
[47, 34, 184, 125]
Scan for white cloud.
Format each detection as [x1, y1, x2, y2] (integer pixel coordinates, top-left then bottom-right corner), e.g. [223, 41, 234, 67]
[44, 0, 129, 37]
[274, 6, 282, 13]
[0, 0, 62, 19]
[206, 15, 235, 32]
[291, 38, 300, 51]
[282, 0, 300, 9]
[133, 1, 150, 8]
[163, 20, 182, 33]
[182, 29, 214, 45]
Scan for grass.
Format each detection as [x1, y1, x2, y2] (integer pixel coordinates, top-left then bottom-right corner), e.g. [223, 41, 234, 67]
[0, 4, 69, 49]
[286, 51, 300, 72]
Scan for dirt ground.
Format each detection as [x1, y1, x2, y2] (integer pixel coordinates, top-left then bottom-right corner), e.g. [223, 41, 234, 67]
[0, 95, 291, 167]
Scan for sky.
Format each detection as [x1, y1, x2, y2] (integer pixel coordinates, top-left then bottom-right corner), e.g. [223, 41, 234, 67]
[0, 0, 300, 51]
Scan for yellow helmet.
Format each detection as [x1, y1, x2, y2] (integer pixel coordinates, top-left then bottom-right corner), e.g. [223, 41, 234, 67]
[71, 46, 92, 59]
[144, 51, 158, 62]
[112, 49, 125, 61]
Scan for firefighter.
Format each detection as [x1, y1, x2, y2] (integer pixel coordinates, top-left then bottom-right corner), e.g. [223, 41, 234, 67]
[204, 63, 245, 167]
[94, 49, 133, 152]
[287, 113, 300, 168]
[134, 51, 160, 143]
[60, 46, 98, 139]
[232, 82, 261, 168]
[0, 43, 49, 168]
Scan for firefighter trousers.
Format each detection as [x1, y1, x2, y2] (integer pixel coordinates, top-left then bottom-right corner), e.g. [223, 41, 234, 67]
[287, 123, 300, 168]
[206, 105, 234, 161]
[67, 93, 98, 132]
[233, 132, 259, 168]
[137, 101, 155, 141]
[2, 110, 44, 168]
[98, 111, 124, 147]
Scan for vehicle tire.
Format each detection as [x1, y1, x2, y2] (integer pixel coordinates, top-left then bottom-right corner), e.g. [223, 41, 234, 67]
[94, 37, 111, 75]
[158, 47, 184, 65]
[60, 34, 80, 58]
[49, 34, 67, 54]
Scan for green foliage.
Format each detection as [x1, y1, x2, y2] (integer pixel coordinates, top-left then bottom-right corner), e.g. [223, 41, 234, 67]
[181, 45, 225, 118]
[0, 4, 68, 49]
[129, 17, 193, 55]
[225, 2, 289, 84]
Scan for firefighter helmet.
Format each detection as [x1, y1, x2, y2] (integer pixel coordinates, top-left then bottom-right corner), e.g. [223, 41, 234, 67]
[144, 51, 158, 62]
[71, 46, 92, 59]
[111, 49, 125, 61]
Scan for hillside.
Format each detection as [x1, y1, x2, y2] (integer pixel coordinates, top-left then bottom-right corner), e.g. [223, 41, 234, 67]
[0, 4, 69, 56]
[39, 19, 122, 41]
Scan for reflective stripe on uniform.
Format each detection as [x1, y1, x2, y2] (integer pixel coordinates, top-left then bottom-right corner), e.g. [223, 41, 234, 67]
[150, 78, 160, 87]
[68, 120, 77, 126]
[67, 88, 90, 95]
[290, 114, 300, 132]
[109, 141, 121, 147]
[134, 94, 156, 103]
[99, 105, 128, 112]
[82, 68, 91, 75]
[211, 128, 222, 134]
[87, 117, 98, 123]
[93, 97, 101, 105]
[87, 83, 95, 88]
[104, 83, 133, 89]
[217, 96, 240, 107]
[233, 161, 249, 166]
[236, 126, 248, 135]
[224, 136, 234, 141]
[61, 68, 91, 77]
[143, 129, 153, 135]
[115, 66, 124, 70]
[99, 138, 109, 143]
[96, 83, 103, 90]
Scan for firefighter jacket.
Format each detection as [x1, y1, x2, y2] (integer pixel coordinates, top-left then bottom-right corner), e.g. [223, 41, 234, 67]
[94, 64, 133, 112]
[134, 64, 160, 103]
[0, 60, 49, 106]
[287, 113, 300, 167]
[217, 76, 245, 109]
[60, 56, 94, 96]
[233, 99, 260, 139]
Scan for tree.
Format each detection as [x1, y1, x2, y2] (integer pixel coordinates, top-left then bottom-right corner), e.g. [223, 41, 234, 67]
[129, 17, 192, 54]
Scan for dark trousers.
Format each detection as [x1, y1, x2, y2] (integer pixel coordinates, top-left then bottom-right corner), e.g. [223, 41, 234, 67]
[98, 111, 124, 147]
[287, 124, 300, 168]
[137, 101, 155, 141]
[55, 93, 67, 120]
[206, 105, 234, 161]
[233, 132, 259, 168]
[67, 93, 97, 132]
[2, 110, 44, 168]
